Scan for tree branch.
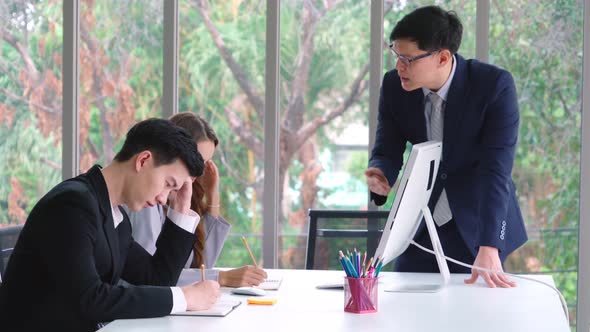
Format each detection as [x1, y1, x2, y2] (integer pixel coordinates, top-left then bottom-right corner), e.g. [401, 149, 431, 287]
[192, 0, 264, 118]
[223, 106, 264, 158]
[0, 60, 23, 86]
[284, 1, 324, 132]
[80, 27, 115, 161]
[491, 0, 509, 25]
[40, 157, 61, 170]
[0, 87, 58, 114]
[545, 66, 573, 119]
[294, 62, 370, 148]
[218, 148, 259, 187]
[0, 26, 40, 83]
[86, 137, 100, 160]
[323, 0, 344, 11]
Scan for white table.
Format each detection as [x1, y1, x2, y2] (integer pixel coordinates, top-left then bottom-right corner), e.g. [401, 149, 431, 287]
[100, 269, 569, 332]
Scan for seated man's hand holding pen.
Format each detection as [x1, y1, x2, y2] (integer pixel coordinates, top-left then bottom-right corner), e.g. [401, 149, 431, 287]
[181, 280, 221, 311]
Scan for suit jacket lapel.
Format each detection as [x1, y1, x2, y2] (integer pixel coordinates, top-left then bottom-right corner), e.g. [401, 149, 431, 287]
[86, 165, 120, 283]
[443, 54, 471, 161]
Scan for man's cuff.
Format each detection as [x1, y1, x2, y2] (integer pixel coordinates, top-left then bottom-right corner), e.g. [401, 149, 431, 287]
[167, 207, 200, 233]
[170, 287, 187, 314]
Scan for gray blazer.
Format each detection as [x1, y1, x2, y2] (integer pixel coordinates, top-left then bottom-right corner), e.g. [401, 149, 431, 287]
[126, 205, 230, 281]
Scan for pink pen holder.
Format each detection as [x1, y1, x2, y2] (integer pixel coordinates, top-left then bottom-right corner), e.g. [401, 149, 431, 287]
[343, 277, 378, 314]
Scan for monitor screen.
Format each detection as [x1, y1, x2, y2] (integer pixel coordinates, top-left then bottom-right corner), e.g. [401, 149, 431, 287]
[374, 141, 442, 266]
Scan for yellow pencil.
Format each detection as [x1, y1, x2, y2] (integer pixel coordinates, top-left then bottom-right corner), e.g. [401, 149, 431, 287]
[201, 264, 206, 281]
[241, 236, 259, 268]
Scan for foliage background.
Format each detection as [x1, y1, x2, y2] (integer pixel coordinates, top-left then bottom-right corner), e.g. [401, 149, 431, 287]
[0, 0, 583, 327]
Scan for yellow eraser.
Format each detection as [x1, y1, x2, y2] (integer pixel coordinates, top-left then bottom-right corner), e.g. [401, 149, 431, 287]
[247, 297, 278, 305]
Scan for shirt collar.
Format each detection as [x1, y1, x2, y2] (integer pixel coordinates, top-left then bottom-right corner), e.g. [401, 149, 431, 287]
[422, 55, 457, 101]
[111, 204, 124, 229]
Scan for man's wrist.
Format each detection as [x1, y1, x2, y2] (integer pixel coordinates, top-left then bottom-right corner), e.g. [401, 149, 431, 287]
[478, 246, 498, 254]
[169, 202, 190, 215]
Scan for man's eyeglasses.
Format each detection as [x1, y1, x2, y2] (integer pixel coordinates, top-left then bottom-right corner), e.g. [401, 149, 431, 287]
[388, 43, 439, 67]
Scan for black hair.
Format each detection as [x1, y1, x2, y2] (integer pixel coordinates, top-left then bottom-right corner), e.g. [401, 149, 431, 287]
[114, 118, 204, 177]
[390, 5, 463, 54]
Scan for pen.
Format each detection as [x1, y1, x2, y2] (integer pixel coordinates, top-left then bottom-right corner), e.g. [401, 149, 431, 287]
[343, 256, 359, 278]
[353, 248, 358, 272]
[374, 260, 383, 277]
[241, 235, 259, 268]
[338, 251, 352, 277]
[357, 251, 361, 275]
[373, 256, 380, 269]
[201, 264, 206, 281]
[365, 257, 374, 276]
[352, 248, 357, 273]
[361, 261, 366, 278]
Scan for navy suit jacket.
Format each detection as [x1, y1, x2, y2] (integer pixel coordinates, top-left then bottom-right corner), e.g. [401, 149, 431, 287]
[369, 54, 527, 260]
[0, 165, 195, 331]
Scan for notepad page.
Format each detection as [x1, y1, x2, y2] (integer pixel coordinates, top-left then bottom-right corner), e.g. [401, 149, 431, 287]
[258, 275, 283, 290]
[171, 297, 241, 317]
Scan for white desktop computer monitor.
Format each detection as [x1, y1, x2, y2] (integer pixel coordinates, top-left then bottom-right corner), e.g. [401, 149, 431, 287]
[373, 141, 450, 292]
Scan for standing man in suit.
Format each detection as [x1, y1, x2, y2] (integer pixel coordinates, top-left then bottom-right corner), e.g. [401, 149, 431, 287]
[366, 6, 527, 288]
[0, 118, 220, 331]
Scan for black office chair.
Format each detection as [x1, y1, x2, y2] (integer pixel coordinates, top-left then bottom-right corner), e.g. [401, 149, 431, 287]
[305, 209, 389, 270]
[0, 225, 24, 282]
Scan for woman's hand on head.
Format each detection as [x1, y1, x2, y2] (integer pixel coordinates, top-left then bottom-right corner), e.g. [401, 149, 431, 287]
[200, 160, 220, 199]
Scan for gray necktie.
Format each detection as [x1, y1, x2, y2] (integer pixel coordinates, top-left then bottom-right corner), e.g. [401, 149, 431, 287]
[426, 92, 453, 226]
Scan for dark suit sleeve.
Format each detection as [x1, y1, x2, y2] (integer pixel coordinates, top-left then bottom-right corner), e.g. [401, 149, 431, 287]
[477, 70, 520, 251]
[121, 217, 195, 286]
[369, 71, 407, 205]
[38, 192, 175, 322]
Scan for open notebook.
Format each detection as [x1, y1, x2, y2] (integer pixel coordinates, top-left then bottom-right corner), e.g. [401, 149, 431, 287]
[171, 296, 241, 317]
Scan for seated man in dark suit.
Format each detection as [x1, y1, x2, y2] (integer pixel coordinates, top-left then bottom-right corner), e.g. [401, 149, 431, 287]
[366, 6, 527, 288]
[0, 118, 220, 331]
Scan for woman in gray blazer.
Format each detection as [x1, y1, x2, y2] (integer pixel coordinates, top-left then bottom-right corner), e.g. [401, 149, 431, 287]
[128, 112, 267, 287]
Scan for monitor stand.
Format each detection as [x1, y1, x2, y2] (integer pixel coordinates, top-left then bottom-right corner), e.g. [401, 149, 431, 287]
[384, 206, 451, 293]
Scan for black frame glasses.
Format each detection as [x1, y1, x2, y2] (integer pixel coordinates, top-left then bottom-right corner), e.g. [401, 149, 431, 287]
[388, 43, 439, 66]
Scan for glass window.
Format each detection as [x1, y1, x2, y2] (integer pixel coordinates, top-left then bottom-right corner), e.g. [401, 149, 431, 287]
[179, 0, 266, 268]
[490, 0, 583, 327]
[278, 1, 371, 268]
[0, 0, 63, 225]
[79, 0, 164, 171]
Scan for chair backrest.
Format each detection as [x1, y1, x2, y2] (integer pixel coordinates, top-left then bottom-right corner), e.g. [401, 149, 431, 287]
[305, 209, 389, 270]
[0, 225, 24, 282]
